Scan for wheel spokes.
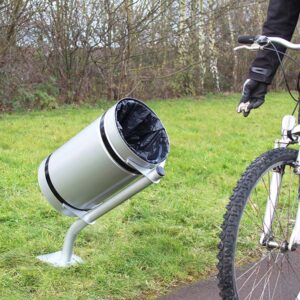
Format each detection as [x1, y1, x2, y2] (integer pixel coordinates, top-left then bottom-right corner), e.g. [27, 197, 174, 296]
[235, 163, 300, 299]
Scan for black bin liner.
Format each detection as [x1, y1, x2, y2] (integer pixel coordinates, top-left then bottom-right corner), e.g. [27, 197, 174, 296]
[115, 98, 170, 164]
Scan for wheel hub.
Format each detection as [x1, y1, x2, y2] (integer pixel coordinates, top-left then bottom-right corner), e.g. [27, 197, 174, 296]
[266, 240, 293, 252]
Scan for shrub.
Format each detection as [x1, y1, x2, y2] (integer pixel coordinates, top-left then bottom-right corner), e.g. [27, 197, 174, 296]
[10, 77, 59, 110]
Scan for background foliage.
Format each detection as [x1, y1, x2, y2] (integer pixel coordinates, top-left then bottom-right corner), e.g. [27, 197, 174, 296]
[2, 0, 299, 111]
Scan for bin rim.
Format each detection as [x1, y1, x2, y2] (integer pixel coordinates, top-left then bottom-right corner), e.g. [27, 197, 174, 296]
[114, 97, 170, 164]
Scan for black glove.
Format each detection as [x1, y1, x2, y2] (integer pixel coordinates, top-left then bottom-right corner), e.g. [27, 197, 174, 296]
[237, 79, 268, 117]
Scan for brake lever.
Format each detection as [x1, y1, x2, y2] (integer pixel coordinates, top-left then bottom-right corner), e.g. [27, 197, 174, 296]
[234, 44, 262, 51]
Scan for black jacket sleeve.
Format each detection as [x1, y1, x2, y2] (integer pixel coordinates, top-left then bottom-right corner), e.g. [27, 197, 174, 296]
[249, 0, 300, 84]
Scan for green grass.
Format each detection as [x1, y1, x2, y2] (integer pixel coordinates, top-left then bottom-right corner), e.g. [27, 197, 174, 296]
[0, 92, 296, 299]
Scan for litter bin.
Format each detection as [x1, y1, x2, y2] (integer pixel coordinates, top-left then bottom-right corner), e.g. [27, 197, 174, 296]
[38, 98, 170, 217]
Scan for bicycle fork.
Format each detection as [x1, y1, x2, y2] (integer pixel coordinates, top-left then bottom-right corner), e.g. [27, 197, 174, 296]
[260, 115, 300, 251]
[260, 169, 282, 246]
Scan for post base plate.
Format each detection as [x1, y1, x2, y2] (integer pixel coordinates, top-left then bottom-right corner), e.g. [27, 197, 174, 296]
[37, 251, 83, 267]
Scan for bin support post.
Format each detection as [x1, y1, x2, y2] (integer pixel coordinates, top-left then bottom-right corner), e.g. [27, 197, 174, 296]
[37, 167, 163, 267]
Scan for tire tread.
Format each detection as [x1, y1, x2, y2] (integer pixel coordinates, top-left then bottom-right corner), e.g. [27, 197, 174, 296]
[217, 148, 298, 300]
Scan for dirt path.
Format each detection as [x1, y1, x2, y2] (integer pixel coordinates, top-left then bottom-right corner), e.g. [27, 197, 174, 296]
[158, 250, 300, 300]
[157, 275, 220, 300]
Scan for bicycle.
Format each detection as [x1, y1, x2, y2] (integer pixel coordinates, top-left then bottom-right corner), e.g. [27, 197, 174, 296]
[217, 35, 300, 300]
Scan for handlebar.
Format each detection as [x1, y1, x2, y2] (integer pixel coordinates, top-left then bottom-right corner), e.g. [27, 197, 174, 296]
[269, 37, 300, 50]
[237, 35, 300, 50]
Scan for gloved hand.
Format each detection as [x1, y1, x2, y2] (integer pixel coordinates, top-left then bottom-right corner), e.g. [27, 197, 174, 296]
[237, 79, 268, 117]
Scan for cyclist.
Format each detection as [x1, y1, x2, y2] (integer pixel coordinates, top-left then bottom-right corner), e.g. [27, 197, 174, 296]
[237, 0, 300, 116]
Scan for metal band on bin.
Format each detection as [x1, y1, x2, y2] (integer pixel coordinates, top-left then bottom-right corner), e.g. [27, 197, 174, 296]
[100, 114, 139, 174]
[44, 155, 87, 211]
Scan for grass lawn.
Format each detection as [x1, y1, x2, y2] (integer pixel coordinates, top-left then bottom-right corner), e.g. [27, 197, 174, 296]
[0, 92, 296, 299]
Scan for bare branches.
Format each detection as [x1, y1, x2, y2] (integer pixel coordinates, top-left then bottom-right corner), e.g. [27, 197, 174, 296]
[0, 0, 278, 110]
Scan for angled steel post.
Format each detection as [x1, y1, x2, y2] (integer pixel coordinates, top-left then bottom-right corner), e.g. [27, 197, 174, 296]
[37, 166, 164, 267]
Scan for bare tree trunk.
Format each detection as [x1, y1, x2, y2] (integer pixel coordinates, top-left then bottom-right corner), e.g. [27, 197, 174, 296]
[198, 0, 206, 92]
[208, 0, 220, 91]
[227, 11, 238, 90]
[178, 0, 187, 66]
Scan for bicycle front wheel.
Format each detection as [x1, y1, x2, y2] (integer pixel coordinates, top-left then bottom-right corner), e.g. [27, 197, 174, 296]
[218, 148, 300, 300]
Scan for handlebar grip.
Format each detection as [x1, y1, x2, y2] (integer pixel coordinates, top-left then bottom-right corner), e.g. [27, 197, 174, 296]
[238, 35, 257, 45]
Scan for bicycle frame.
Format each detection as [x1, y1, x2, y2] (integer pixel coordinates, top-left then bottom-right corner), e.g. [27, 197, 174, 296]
[221, 35, 300, 300]
[236, 36, 300, 253]
[258, 114, 300, 256]
[259, 115, 300, 250]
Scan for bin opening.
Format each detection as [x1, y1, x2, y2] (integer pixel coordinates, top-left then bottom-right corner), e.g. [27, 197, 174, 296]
[115, 98, 170, 164]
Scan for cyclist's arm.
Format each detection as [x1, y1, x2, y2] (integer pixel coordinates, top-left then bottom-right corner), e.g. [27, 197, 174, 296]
[249, 0, 300, 84]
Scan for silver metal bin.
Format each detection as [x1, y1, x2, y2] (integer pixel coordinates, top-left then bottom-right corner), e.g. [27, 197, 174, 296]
[38, 98, 170, 217]
[37, 97, 169, 267]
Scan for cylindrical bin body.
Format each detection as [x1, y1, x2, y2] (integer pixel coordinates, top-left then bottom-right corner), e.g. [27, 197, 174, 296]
[38, 98, 169, 216]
